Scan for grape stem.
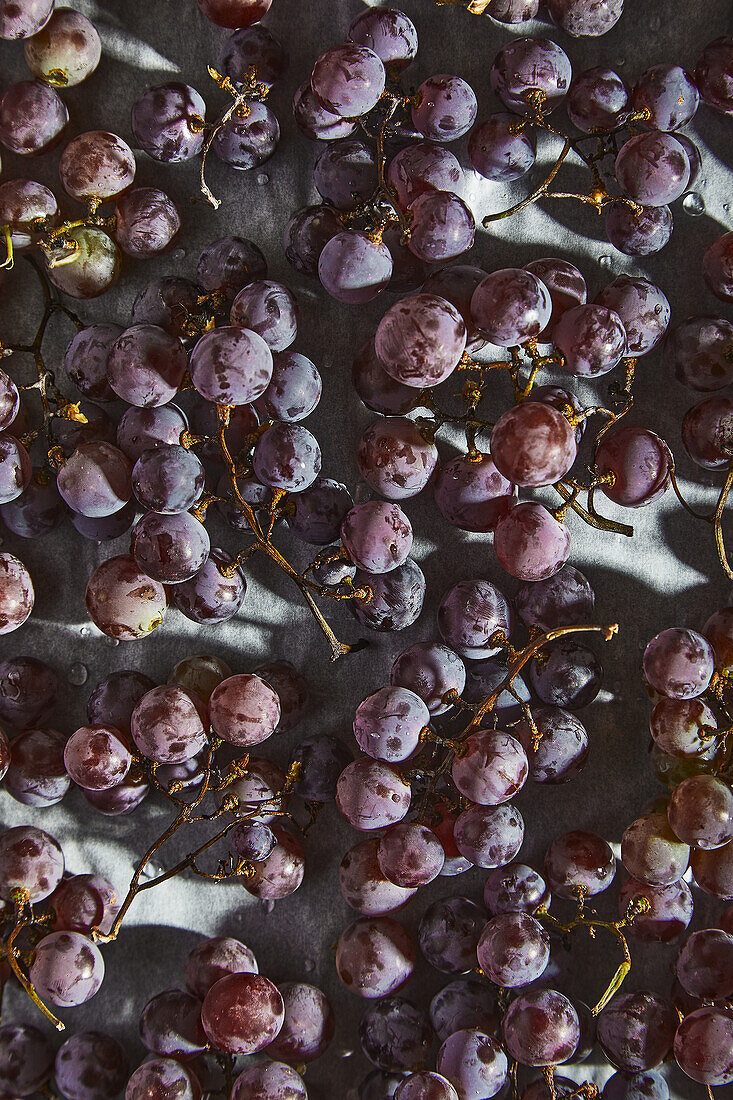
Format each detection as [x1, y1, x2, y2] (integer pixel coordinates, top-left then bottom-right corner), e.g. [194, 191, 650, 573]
[667, 460, 733, 580]
[2, 908, 65, 1031]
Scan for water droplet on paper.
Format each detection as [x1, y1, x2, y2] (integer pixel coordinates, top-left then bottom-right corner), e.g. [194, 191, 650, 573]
[723, 203, 730, 213]
[67, 662, 88, 686]
[648, 13, 661, 30]
[682, 192, 705, 216]
[615, 57, 626, 67]
[261, 898, 275, 913]
[173, 247, 186, 260]
[105, 635, 120, 647]
[340, 1048, 354, 1059]
[599, 254, 613, 269]
[256, 173, 269, 185]
[304, 958, 315, 973]
[80, 626, 90, 637]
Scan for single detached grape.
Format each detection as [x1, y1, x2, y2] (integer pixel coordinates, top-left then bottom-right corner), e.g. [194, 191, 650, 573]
[595, 426, 672, 508]
[674, 1006, 733, 1086]
[547, 0, 623, 37]
[114, 187, 180, 259]
[667, 315, 733, 392]
[54, 1031, 128, 1100]
[606, 202, 673, 256]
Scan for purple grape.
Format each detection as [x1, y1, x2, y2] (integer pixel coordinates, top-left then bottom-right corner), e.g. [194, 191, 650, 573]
[429, 980, 497, 1044]
[494, 502, 570, 581]
[319, 230, 393, 303]
[0, 433, 31, 504]
[0, 79, 67, 155]
[56, 441, 131, 518]
[377, 822, 444, 888]
[172, 548, 245, 624]
[354, 685, 428, 763]
[201, 972, 284, 1054]
[502, 989, 579, 1066]
[484, 863, 550, 916]
[420, 264, 487, 349]
[314, 138, 377, 210]
[125, 1059, 199, 1100]
[602, 1069, 668, 1100]
[0, 1023, 53, 1096]
[516, 704, 589, 784]
[597, 991, 677, 1072]
[0, 824, 64, 903]
[336, 917, 415, 1000]
[0, 0, 53, 39]
[395, 1074, 458, 1100]
[357, 416, 438, 500]
[209, 673, 280, 747]
[348, 8, 417, 72]
[530, 638, 602, 708]
[189, 325, 273, 405]
[132, 278, 202, 338]
[436, 453, 515, 534]
[82, 773, 149, 816]
[340, 837, 416, 915]
[132, 444, 204, 515]
[5, 728, 69, 807]
[229, 280, 298, 352]
[567, 66, 629, 132]
[547, 0, 623, 36]
[230, 821, 276, 861]
[337, 757, 411, 831]
[390, 641, 465, 715]
[471, 268, 551, 346]
[252, 422, 321, 492]
[703, 231, 733, 303]
[552, 303, 627, 376]
[674, 1006, 733, 1086]
[406, 190, 475, 263]
[293, 80, 357, 140]
[676, 927, 733, 1000]
[132, 510, 210, 583]
[212, 100, 279, 170]
[621, 812, 690, 886]
[44, 226, 121, 300]
[254, 659, 308, 731]
[618, 877, 693, 942]
[186, 936, 258, 999]
[131, 685, 207, 764]
[140, 988, 207, 1059]
[437, 578, 511, 660]
[615, 132, 690, 206]
[243, 826, 306, 900]
[221, 24, 288, 88]
[545, 829, 616, 898]
[64, 324, 120, 403]
[0, 552, 34, 633]
[387, 143, 462, 207]
[107, 325, 187, 407]
[516, 565, 595, 632]
[0, 178, 57, 252]
[30, 930, 104, 1006]
[1, 472, 67, 539]
[24, 9, 100, 86]
[667, 315, 733, 391]
[454, 803, 525, 868]
[287, 477, 351, 545]
[469, 113, 536, 181]
[436, 1030, 508, 1099]
[0, 655, 56, 727]
[311, 43, 386, 118]
[695, 36, 733, 115]
[131, 82, 205, 162]
[0, 367, 20, 430]
[64, 724, 131, 791]
[605, 203, 673, 255]
[477, 911, 550, 987]
[643, 627, 714, 699]
[595, 275, 670, 357]
[668, 774, 733, 850]
[452, 729, 528, 805]
[51, 874, 118, 936]
[633, 64, 699, 131]
[484, 0, 539, 20]
[54, 1031, 128, 1100]
[197, 0, 272, 29]
[683, 395, 733, 469]
[284, 203, 342, 275]
[197, 235, 268, 300]
[341, 500, 412, 573]
[231, 1062, 306, 1100]
[292, 733, 353, 802]
[491, 401, 576, 487]
[86, 554, 167, 639]
[59, 130, 135, 202]
[87, 670, 155, 732]
[351, 558, 426, 632]
[255, 351, 321, 423]
[650, 696, 717, 758]
[114, 187, 180, 259]
[360, 997, 432, 1071]
[412, 75, 477, 141]
[353, 339, 421, 415]
[376, 293, 466, 388]
[491, 38, 572, 115]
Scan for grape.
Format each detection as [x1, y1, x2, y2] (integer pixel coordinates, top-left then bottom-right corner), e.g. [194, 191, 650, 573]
[516, 704, 589, 784]
[197, 235, 267, 299]
[0, 0, 53, 39]
[436, 1030, 508, 1100]
[354, 685, 428, 763]
[244, 826, 306, 900]
[221, 25, 288, 88]
[59, 131, 135, 204]
[595, 276, 670, 356]
[63, 725, 131, 791]
[676, 927, 733, 999]
[314, 138, 377, 210]
[225, 757, 284, 820]
[252, 422, 321, 492]
[485, 864, 549, 916]
[54, 1031, 128, 1100]
[341, 837, 416, 916]
[606, 201, 673, 255]
[621, 812, 690, 886]
[30, 930, 104, 1006]
[173, 549, 245, 625]
[468, 113, 535, 182]
[125, 1057, 200, 1100]
[552, 302, 627, 377]
[503, 989, 579, 1066]
[200, 971, 283, 1053]
[596, 424, 673, 509]
[131, 83, 206, 162]
[437, 579, 511, 660]
[116, 407, 186, 465]
[337, 757, 411, 831]
[87, 670, 155, 732]
[197, 0, 271, 27]
[667, 315, 733, 392]
[108, 324, 187, 407]
[213, 100, 280, 169]
[477, 912, 550, 987]
[387, 143, 462, 207]
[170, 655, 231, 703]
[0, 433, 31, 505]
[602, 1071, 668, 1100]
[597, 991, 677, 1072]
[378, 822, 445, 888]
[567, 67, 629, 133]
[545, 829, 616, 898]
[0, 368, 20, 432]
[353, 344, 419, 419]
[1, 471, 67, 539]
[131, 277, 201, 337]
[139, 989, 207, 1059]
[452, 730, 528, 805]
[25, 9, 100, 84]
[186, 936, 258, 999]
[703, 231, 733, 304]
[463, 666, 529, 729]
[522, 1078, 577, 1100]
[132, 444, 204, 515]
[190, 325, 273, 407]
[516, 565, 595, 632]
[348, 8, 417, 72]
[615, 132, 690, 206]
[494, 503, 570, 582]
[395, 1074, 458, 1100]
[376, 293, 466, 388]
[0, 552, 34, 634]
[704, 606, 733, 672]
[0, 80, 67, 155]
[0, 178, 57, 252]
[674, 1006, 733, 1086]
[547, 0, 623, 36]
[255, 351, 321, 424]
[407, 191, 475, 263]
[412, 75, 477, 141]
[293, 80, 357, 140]
[287, 479, 351, 548]
[683, 396, 733, 469]
[530, 638, 602, 708]
[254, 660, 308, 732]
[429, 980, 497, 1043]
[454, 803, 524, 868]
[484, 0, 539, 21]
[491, 402, 576, 489]
[45, 226, 121, 299]
[391, 642, 465, 715]
[132, 511, 210, 584]
[319, 230, 393, 304]
[491, 38, 572, 116]
[74, 503, 136, 547]
[341, 500, 413, 574]
[471, 269, 552, 347]
[292, 733, 353, 802]
[231, 1062, 307, 1100]
[63, 324, 119, 404]
[0, 1023, 53, 1096]
[632, 66, 699, 135]
[360, 997, 432, 1072]
[52, 874, 118, 936]
[85, 554, 167, 639]
[351, 558, 425, 632]
[695, 36, 733, 114]
[668, 775, 733, 850]
[209, 673, 280, 747]
[311, 43, 386, 118]
[650, 697, 717, 759]
[336, 916, 415, 999]
[0, 655, 56, 727]
[82, 772, 150, 816]
[284, 204, 342, 275]
[357, 417, 437, 501]
[114, 187, 180, 259]
[56, 441, 131, 518]
[643, 627, 714, 699]
[5, 729, 69, 807]
[131, 685, 207, 764]
[230, 820, 275, 861]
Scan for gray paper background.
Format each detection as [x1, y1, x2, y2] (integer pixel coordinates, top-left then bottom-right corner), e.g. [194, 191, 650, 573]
[1, 0, 733, 1095]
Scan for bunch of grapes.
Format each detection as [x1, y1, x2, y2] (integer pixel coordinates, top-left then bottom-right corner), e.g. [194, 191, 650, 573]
[131, 0, 287, 209]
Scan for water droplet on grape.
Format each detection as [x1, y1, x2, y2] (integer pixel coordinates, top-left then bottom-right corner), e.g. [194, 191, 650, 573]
[67, 662, 88, 686]
[304, 957, 315, 972]
[682, 192, 705, 216]
[599, 255, 613, 268]
[256, 173, 270, 185]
